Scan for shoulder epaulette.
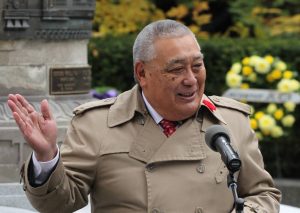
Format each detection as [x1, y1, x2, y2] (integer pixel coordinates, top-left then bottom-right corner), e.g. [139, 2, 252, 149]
[209, 95, 251, 115]
[73, 97, 116, 115]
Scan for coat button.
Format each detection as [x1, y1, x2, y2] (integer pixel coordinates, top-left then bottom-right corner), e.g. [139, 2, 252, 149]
[196, 164, 205, 173]
[151, 208, 160, 213]
[195, 207, 204, 213]
[146, 164, 155, 172]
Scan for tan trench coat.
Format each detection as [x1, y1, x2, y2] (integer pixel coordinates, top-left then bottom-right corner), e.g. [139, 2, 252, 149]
[22, 85, 281, 213]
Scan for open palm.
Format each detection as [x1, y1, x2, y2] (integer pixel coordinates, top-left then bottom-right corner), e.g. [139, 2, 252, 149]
[7, 94, 58, 161]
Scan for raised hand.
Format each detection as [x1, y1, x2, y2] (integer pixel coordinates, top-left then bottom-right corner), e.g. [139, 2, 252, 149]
[7, 94, 58, 161]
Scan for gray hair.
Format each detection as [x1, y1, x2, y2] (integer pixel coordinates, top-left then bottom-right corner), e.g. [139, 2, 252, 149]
[132, 20, 198, 83]
[133, 19, 196, 64]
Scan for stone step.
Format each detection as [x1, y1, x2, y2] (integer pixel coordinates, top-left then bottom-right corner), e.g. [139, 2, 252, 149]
[1, 180, 300, 212]
[0, 183, 35, 211]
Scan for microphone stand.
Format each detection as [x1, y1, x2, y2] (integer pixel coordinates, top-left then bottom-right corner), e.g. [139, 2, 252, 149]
[227, 172, 244, 213]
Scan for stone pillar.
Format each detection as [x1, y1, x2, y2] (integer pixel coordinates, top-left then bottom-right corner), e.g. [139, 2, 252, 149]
[0, 0, 95, 183]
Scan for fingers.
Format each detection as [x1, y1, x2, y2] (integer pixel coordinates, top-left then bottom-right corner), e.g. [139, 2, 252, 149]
[40, 99, 53, 120]
[7, 99, 29, 123]
[16, 94, 35, 113]
[12, 111, 27, 132]
[7, 94, 39, 130]
[7, 94, 24, 114]
[11, 109, 36, 140]
[8, 94, 53, 128]
[8, 94, 35, 115]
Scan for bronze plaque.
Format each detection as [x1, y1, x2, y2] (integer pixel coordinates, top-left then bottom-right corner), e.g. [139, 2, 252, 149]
[50, 67, 91, 95]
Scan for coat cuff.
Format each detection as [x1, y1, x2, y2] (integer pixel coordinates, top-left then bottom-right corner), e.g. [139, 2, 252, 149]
[22, 153, 65, 197]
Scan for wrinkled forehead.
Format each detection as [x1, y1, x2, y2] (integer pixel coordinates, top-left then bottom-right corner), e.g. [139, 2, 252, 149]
[166, 53, 204, 64]
[153, 35, 203, 61]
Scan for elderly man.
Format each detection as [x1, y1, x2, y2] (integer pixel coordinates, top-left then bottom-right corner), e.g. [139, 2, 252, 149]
[7, 19, 280, 213]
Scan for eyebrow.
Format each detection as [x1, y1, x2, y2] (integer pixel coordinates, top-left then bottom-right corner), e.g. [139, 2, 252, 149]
[164, 53, 204, 68]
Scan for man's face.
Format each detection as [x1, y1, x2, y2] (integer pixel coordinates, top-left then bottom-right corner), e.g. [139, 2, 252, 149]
[138, 35, 206, 121]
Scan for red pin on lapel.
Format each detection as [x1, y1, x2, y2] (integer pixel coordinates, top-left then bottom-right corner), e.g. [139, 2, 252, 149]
[203, 99, 216, 111]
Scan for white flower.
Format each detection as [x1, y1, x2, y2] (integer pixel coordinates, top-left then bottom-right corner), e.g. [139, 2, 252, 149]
[226, 73, 242, 88]
[284, 102, 296, 112]
[249, 55, 261, 66]
[270, 126, 283, 138]
[254, 58, 271, 74]
[275, 61, 287, 71]
[266, 104, 277, 114]
[282, 115, 295, 127]
[277, 79, 293, 92]
[290, 79, 300, 91]
[231, 63, 242, 73]
[258, 114, 276, 132]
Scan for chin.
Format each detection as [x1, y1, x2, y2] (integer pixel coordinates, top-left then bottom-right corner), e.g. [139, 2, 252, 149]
[173, 108, 198, 121]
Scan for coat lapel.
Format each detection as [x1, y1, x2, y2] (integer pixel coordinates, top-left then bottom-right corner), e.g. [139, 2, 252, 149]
[148, 118, 207, 164]
[129, 116, 166, 163]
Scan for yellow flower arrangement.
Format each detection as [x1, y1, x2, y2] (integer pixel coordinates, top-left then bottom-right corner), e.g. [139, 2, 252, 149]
[249, 101, 297, 140]
[226, 55, 299, 141]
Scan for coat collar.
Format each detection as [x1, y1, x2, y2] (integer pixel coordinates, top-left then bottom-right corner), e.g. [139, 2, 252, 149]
[199, 94, 227, 125]
[108, 87, 226, 128]
[108, 85, 148, 127]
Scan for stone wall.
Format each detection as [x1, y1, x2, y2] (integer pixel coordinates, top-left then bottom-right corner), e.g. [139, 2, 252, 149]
[0, 39, 93, 183]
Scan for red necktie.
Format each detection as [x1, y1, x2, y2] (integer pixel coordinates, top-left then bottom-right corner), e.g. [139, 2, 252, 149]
[160, 119, 177, 137]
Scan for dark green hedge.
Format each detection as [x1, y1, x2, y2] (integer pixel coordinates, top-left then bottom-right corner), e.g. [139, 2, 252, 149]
[88, 36, 300, 178]
[89, 36, 300, 94]
[88, 35, 136, 92]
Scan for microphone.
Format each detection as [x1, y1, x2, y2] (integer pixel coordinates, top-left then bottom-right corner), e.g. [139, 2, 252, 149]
[205, 125, 241, 173]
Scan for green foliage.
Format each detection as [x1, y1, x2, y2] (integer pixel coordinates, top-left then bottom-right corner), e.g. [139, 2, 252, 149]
[89, 35, 300, 94]
[88, 35, 136, 91]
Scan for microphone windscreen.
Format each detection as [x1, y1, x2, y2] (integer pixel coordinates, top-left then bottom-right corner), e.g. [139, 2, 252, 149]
[205, 125, 230, 151]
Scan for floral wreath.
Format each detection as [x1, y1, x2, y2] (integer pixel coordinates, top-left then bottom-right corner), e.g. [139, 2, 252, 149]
[225, 55, 300, 141]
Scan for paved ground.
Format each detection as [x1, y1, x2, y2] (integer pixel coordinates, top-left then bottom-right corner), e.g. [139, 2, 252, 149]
[0, 204, 300, 213]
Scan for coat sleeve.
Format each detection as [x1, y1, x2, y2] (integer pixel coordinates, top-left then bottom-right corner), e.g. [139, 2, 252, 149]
[21, 99, 115, 213]
[233, 114, 281, 213]
[209, 96, 281, 212]
[22, 116, 100, 213]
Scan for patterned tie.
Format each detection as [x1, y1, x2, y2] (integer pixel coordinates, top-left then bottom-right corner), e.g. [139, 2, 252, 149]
[159, 119, 177, 137]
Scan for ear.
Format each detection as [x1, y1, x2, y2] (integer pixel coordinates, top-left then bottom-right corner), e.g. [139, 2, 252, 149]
[134, 61, 147, 86]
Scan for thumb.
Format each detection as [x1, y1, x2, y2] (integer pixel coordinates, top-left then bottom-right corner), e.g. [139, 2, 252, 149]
[40, 99, 53, 120]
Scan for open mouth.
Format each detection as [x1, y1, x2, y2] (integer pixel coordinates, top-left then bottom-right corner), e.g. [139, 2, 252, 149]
[177, 91, 196, 100]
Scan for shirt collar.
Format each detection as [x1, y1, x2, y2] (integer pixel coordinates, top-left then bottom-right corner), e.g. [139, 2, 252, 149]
[142, 91, 163, 124]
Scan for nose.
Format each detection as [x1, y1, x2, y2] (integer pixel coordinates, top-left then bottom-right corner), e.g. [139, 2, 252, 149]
[182, 68, 197, 86]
